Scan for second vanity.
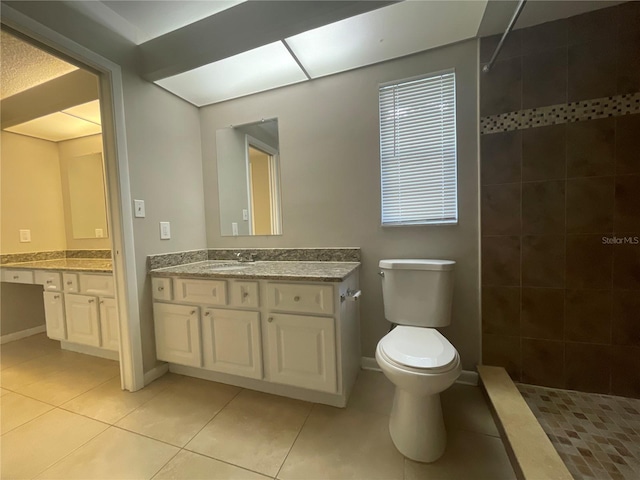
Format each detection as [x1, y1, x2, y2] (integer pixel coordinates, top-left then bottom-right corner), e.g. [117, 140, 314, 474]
[149, 259, 361, 407]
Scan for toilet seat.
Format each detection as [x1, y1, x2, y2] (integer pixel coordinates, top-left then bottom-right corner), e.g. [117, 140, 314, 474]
[379, 326, 457, 372]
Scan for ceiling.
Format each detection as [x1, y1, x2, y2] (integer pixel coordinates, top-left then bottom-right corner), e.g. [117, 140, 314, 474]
[10, 1, 627, 108]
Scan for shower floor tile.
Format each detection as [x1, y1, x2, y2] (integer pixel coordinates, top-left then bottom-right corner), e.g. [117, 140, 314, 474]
[518, 384, 640, 480]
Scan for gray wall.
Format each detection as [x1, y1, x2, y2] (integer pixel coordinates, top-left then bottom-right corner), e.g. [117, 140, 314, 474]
[0, 284, 45, 337]
[7, 1, 208, 371]
[201, 40, 481, 369]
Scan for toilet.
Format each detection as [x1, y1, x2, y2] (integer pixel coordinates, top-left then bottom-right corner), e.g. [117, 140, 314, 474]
[375, 259, 461, 463]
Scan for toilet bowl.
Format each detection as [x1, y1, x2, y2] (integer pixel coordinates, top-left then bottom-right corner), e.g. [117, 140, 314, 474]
[376, 325, 461, 463]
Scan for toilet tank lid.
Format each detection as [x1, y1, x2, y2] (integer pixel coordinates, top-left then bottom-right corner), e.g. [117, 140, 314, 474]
[379, 259, 455, 271]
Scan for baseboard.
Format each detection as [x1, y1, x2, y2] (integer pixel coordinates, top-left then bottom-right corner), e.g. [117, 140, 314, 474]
[60, 341, 119, 361]
[0, 325, 46, 344]
[361, 356, 479, 386]
[144, 363, 169, 386]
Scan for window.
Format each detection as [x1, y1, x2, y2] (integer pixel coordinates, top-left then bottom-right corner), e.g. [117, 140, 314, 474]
[379, 70, 457, 225]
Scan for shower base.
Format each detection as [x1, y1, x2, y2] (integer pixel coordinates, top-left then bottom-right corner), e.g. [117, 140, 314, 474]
[518, 384, 640, 480]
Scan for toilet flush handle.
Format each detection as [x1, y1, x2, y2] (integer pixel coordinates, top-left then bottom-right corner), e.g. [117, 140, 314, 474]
[378, 271, 385, 277]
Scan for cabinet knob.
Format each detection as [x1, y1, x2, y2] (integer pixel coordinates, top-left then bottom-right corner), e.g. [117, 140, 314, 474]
[242, 291, 249, 298]
[190, 310, 197, 315]
[294, 296, 300, 302]
[88, 298, 95, 303]
[13, 275, 19, 280]
[54, 295, 60, 300]
[100, 300, 104, 304]
[268, 317, 274, 323]
[66, 281, 73, 285]
[158, 286, 164, 291]
[46, 280, 53, 284]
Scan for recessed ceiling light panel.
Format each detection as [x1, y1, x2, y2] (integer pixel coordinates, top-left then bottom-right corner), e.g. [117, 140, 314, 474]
[286, 0, 488, 79]
[5, 112, 102, 142]
[156, 41, 307, 106]
[63, 100, 102, 125]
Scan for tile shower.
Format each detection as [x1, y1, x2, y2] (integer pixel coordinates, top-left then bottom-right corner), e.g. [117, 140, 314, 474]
[480, 3, 640, 478]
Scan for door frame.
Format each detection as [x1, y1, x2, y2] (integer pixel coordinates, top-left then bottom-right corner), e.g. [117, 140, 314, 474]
[2, 5, 144, 391]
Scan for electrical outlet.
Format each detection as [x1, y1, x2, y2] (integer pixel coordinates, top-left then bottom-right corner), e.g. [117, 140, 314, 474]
[160, 222, 171, 240]
[19, 229, 31, 243]
[242, 209, 248, 221]
[95, 228, 104, 238]
[232, 222, 239, 236]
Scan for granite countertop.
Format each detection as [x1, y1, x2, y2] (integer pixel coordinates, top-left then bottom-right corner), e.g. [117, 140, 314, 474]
[150, 260, 360, 282]
[0, 258, 113, 273]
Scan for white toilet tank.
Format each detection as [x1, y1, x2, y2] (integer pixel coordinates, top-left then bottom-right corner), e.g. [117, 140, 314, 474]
[379, 259, 455, 328]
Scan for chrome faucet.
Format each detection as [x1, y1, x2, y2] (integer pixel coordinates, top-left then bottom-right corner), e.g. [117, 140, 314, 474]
[235, 251, 256, 263]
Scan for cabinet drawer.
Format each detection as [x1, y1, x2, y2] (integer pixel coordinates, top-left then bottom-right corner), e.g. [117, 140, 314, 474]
[174, 278, 227, 306]
[79, 274, 115, 297]
[35, 271, 62, 291]
[230, 281, 259, 308]
[2, 269, 34, 284]
[267, 283, 334, 315]
[63, 273, 79, 293]
[152, 277, 172, 301]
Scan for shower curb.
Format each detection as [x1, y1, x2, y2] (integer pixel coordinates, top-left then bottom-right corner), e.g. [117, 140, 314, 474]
[478, 365, 573, 480]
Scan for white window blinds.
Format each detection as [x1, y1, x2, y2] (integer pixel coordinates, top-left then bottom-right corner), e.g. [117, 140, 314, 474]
[379, 71, 458, 225]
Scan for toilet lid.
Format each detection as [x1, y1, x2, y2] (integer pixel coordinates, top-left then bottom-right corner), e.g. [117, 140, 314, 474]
[379, 326, 457, 370]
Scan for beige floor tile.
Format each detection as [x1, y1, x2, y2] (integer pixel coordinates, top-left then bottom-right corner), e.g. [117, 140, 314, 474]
[36, 426, 179, 480]
[0, 351, 72, 389]
[153, 450, 271, 480]
[278, 404, 404, 480]
[346, 369, 395, 416]
[116, 376, 240, 447]
[0, 391, 53, 434]
[441, 383, 500, 437]
[186, 389, 312, 477]
[404, 428, 516, 480]
[11, 365, 119, 406]
[62, 373, 179, 424]
[0, 408, 108, 479]
[0, 334, 59, 371]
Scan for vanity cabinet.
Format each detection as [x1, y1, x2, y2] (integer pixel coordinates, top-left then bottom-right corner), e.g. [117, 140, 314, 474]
[152, 272, 360, 407]
[43, 291, 66, 340]
[154, 303, 202, 367]
[65, 293, 101, 347]
[265, 313, 337, 393]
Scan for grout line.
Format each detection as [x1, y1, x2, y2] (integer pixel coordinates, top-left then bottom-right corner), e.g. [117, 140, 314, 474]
[274, 402, 315, 479]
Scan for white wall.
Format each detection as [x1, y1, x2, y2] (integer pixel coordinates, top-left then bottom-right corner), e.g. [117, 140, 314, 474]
[0, 131, 67, 254]
[200, 40, 481, 369]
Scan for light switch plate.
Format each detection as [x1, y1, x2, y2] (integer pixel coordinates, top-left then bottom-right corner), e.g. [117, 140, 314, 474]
[232, 222, 239, 236]
[95, 228, 104, 238]
[19, 229, 31, 242]
[242, 209, 248, 221]
[134, 199, 145, 218]
[160, 222, 171, 240]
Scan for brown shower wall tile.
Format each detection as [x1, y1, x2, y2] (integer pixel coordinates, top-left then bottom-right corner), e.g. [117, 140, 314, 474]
[565, 177, 615, 234]
[480, 3, 640, 397]
[565, 235, 613, 289]
[565, 343, 612, 394]
[521, 288, 564, 340]
[482, 286, 520, 336]
[521, 235, 565, 287]
[564, 289, 612, 344]
[480, 130, 522, 185]
[481, 184, 521, 235]
[521, 181, 566, 234]
[522, 124, 566, 181]
[482, 333, 521, 381]
[522, 338, 565, 388]
[566, 118, 615, 177]
[481, 235, 521, 286]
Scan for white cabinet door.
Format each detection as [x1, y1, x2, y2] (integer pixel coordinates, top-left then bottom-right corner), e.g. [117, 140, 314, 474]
[202, 308, 262, 379]
[65, 294, 101, 347]
[43, 291, 66, 340]
[99, 297, 119, 352]
[154, 303, 202, 367]
[265, 313, 337, 393]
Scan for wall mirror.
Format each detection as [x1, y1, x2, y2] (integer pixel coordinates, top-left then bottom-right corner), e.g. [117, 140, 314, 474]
[216, 118, 282, 236]
[67, 152, 109, 239]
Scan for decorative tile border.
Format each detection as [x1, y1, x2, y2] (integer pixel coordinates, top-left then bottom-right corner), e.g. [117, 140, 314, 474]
[481, 92, 640, 135]
[147, 249, 208, 271]
[207, 248, 361, 263]
[65, 249, 112, 259]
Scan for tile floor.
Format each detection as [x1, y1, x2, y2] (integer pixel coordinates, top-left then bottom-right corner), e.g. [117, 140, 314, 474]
[519, 383, 640, 480]
[1, 334, 516, 479]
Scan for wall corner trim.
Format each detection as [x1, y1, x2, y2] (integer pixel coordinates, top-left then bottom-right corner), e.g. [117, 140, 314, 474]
[144, 362, 170, 386]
